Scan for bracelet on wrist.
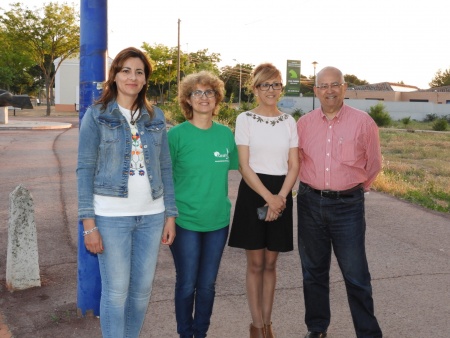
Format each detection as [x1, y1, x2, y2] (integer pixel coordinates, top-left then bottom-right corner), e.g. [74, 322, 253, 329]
[83, 226, 98, 237]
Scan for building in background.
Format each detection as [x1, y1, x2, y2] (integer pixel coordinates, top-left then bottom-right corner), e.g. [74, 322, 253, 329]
[53, 57, 112, 112]
[345, 82, 450, 104]
[53, 57, 79, 112]
[278, 82, 450, 120]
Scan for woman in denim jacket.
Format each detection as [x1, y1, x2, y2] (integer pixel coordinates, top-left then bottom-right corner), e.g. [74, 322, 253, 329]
[77, 47, 177, 338]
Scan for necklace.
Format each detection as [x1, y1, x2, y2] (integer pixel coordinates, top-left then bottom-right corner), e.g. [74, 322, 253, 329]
[130, 108, 141, 125]
[245, 111, 289, 126]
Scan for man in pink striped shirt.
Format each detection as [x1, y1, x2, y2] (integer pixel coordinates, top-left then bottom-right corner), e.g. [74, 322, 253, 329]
[296, 66, 382, 338]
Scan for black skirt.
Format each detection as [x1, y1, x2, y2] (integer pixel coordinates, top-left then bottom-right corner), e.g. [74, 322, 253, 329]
[228, 173, 293, 252]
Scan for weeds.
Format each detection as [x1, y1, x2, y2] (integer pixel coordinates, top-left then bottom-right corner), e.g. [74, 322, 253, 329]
[373, 130, 450, 213]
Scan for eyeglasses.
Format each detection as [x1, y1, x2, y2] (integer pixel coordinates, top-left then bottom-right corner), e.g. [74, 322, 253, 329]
[191, 89, 216, 98]
[256, 82, 283, 91]
[315, 83, 346, 90]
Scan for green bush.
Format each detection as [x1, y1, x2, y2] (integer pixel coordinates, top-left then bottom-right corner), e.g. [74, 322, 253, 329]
[291, 108, 304, 121]
[164, 103, 186, 125]
[401, 117, 411, 126]
[240, 101, 255, 112]
[432, 118, 448, 131]
[368, 102, 392, 127]
[424, 113, 438, 122]
[217, 102, 240, 131]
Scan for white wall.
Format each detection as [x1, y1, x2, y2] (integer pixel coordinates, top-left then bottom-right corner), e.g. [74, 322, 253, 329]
[278, 97, 450, 120]
[54, 57, 79, 106]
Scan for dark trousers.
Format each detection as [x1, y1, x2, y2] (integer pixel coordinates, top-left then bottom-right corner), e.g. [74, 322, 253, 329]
[297, 183, 382, 338]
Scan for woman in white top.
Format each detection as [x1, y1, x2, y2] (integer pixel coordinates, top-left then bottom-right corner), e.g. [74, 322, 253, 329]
[77, 47, 177, 338]
[228, 63, 299, 338]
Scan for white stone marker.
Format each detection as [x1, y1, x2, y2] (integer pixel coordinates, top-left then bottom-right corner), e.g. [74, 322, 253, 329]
[6, 185, 41, 291]
[0, 106, 8, 124]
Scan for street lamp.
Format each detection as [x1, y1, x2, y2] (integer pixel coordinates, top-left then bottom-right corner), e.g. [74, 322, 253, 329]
[312, 61, 318, 110]
[166, 59, 172, 102]
[233, 59, 242, 107]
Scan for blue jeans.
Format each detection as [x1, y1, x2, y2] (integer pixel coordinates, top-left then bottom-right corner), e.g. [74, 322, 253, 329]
[170, 224, 229, 338]
[96, 213, 164, 338]
[297, 183, 382, 338]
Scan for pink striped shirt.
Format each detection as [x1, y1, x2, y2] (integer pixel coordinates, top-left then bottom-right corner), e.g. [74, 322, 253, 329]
[297, 104, 381, 192]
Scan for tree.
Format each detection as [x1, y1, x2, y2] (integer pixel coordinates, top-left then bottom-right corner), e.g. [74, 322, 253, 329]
[344, 74, 369, 86]
[184, 49, 221, 76]
[0, 26, 35, 93]
[300, 75, 314, 96]
[220, 63, 253, 103]
[142, 43, 221, 103]
[0, 2, 80, 115]
[26, 64, 47, 98]
[142, 43, 178, 104]
[429, 68, 450, 88]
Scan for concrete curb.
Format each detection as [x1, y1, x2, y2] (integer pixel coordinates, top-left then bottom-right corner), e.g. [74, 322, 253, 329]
[0, 120, 72, 130]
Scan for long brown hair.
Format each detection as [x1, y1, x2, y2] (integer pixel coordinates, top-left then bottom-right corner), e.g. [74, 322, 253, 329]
[96, 47, 153, 116]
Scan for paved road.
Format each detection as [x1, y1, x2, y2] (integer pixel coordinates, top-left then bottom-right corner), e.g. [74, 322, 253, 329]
[0, 113, 449, 337]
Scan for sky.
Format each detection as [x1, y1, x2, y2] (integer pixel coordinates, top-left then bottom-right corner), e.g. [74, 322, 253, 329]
[6, 0, 449, 89]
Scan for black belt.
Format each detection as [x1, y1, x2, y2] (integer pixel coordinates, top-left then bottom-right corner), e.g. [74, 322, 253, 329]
[302, 182, 363, 199]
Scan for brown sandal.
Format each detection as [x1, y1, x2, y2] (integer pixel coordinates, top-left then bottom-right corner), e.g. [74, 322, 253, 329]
[250, 323, 266, 338]
[264, 322, 275, 338]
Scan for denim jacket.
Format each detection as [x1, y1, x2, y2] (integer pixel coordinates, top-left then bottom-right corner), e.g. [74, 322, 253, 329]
[77, 100, 178, 220]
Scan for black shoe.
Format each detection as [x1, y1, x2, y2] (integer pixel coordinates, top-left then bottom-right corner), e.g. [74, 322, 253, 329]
[304, 332, 327, 338]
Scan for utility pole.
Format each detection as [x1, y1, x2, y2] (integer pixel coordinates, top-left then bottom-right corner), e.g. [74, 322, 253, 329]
[233, 59, 242, 108]
[312, 61, 318, 110]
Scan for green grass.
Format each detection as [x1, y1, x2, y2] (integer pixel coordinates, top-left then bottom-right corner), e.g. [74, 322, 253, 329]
[373, 129, 450, 213]
[388, 119, 436, 130]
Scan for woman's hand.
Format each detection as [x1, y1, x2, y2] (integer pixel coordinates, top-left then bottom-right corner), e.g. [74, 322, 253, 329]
[161, 216, 176, 245]
[82, 218, 104, 254]
[265, 194, 286, 221]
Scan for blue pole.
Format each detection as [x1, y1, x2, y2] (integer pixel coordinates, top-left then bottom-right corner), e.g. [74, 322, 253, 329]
[77, 0, 107, 317]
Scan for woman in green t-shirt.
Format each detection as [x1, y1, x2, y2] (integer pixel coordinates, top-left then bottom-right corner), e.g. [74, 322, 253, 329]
[168, 71, 238, 338]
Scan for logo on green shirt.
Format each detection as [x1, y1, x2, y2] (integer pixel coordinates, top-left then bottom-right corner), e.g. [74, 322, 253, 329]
[214, 148, 230, 162]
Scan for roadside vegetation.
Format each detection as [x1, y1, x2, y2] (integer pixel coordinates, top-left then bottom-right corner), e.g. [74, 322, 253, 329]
[369, 106, 450, 213]
[373, 128, 450, 213]
[162, 102, 450, 214]
[364, 103, 450, 213]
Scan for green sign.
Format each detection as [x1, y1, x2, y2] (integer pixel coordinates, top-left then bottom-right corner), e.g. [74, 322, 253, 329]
[285, 60, 301, 97]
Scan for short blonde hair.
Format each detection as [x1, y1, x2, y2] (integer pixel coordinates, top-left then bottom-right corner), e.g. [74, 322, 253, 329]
[250, 63, 282, 89]
[178, 71, 225, 120]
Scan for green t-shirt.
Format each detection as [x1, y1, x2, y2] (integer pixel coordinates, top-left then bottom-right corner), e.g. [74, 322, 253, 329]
[168, 121, 238, 232]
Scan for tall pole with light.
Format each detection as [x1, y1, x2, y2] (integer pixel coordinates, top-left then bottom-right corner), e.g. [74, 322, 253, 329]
[166, 59, 172, 102]
[312, 61, 318, 110]
[233, 59, 242, 107]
